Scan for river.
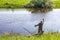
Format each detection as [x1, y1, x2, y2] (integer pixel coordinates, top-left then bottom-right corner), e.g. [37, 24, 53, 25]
[0, 9, 60, 35]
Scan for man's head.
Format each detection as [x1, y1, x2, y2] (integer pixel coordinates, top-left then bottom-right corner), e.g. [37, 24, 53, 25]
[41, 21, 42, 23]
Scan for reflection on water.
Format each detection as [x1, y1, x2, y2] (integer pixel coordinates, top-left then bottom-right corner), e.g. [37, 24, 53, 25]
[0, 9, 60, 35]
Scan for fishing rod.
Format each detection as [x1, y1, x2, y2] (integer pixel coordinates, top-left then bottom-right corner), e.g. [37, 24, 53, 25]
[22, 26, 33, 35]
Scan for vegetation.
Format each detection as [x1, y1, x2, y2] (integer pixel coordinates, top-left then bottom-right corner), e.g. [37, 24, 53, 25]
[0, 32, 60, 40]
[0, 0, 60, 12]
[26, 0, 52, 8]
[26, 0, 53, 12]
[53, 0, 60, 8]
[0, 0, 60, 8]
[0, 0, 31, 8]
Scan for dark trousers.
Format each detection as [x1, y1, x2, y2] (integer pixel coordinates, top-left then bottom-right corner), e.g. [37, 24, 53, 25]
[38, 27, 43, 34]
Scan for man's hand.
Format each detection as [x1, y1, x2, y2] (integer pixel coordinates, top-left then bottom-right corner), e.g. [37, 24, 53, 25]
[35, 25, 38, 27]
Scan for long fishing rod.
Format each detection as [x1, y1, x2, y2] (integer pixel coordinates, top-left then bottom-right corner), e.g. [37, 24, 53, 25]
[22, 27, 33, 35]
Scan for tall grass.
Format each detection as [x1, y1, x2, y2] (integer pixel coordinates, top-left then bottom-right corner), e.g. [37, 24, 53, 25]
[0, 0, 31, 8]
[53, 0, 60, 8]
[0, 0, 60, 8]
[0, 32, 60, 40]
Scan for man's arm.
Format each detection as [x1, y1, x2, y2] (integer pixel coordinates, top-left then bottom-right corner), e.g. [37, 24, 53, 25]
[35, 23, 39, 27]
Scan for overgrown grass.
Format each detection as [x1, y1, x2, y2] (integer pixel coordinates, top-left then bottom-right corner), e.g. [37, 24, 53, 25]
[0, 0, 60, 8]
[0, 0, 31, 8]
[0, 32, 60, 40]
[53, 0, 60, 8]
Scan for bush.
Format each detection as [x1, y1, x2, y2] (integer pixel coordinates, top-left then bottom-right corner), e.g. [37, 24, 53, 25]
[26, 0, 52, 8]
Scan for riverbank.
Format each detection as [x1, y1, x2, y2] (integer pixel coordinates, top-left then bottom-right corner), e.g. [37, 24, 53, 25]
[0, 0, 60, 9]
[0, 32, 60, 40]
[27, 8, 52, 13]
[0, 0, 30, 8]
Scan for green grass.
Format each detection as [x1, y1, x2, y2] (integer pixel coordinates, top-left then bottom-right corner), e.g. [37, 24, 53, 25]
[0, 32, 60, 40]
[0, 0, 60, 8]
[0, 0, 31, 8]
[53, 1, 60, 8]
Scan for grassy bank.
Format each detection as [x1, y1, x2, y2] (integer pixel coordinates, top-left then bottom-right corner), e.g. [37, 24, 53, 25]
[0, 0, 30, 8]
[0, 0, 60, 9]
[0, 32, 60, 40]
[53, 0, 60, 8]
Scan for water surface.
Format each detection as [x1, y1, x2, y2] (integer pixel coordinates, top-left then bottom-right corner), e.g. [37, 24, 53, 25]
[0, 9, 60, 35]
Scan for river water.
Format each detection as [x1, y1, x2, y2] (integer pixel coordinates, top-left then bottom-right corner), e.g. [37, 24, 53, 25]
[0, 9, 60, 35]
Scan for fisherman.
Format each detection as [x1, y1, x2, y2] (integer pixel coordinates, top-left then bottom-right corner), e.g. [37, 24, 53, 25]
[35, 19, 44, 34]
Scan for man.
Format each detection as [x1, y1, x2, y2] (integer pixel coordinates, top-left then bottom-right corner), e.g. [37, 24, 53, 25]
[35, 19, 44, 34]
